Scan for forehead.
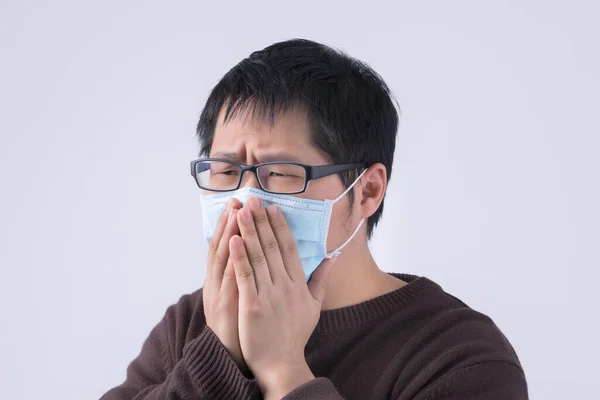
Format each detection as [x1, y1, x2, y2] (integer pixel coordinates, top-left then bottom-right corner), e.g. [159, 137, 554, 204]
[210, 104, 330, 164]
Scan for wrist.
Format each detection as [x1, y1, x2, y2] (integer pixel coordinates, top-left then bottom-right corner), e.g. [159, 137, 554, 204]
[260, 362, 315, 400]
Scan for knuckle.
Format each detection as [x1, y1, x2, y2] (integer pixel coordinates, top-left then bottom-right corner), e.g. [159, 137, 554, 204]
[263, 238, 280, 253]
[248, 306, 261, 317]
[246, 299, 263, 315]
[237, 267, 255, 281]
[253, 211, 269, 225]
[213, 252, 228, 266]
[249, 252, 266, 266]
[281, 240, 298, 256]
[209, 238, 220, 252]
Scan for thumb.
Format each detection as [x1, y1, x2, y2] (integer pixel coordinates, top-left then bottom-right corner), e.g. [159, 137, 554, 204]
[307, 256, 337, 305]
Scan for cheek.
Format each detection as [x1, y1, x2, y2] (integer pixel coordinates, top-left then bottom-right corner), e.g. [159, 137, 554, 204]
[304, 174, 344, 199]
[326, 196, 355, 250]
[304, 176, 354, 250]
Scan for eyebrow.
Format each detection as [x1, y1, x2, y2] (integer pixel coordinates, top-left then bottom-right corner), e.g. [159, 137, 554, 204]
[210, 151, 305, 163]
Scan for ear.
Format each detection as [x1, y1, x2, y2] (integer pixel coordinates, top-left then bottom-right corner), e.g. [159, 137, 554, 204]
[357, 163, 387, 220]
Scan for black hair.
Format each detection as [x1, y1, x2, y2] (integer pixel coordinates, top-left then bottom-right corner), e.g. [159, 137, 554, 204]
[196, 38, 399, 239]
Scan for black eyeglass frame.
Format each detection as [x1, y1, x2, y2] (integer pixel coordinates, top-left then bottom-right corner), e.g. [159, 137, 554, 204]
[190, 158, 368, 194]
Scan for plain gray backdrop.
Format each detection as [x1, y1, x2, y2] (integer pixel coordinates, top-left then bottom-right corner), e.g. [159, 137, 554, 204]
[1, 1, 598, 399]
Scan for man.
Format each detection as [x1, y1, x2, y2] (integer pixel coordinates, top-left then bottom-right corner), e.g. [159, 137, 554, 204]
[102, 39, 528, 399]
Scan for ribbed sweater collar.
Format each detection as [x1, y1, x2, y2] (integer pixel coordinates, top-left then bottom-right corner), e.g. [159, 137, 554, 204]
[312, 273, 440, 335]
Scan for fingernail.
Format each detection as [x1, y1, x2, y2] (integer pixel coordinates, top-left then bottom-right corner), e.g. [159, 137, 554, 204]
[223, 199, 232, 212]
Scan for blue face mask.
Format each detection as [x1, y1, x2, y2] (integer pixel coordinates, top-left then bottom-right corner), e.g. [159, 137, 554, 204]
[199, 169, 367, 281]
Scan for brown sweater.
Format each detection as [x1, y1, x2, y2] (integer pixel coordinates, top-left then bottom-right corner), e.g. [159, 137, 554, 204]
[101, 274, 527, 399]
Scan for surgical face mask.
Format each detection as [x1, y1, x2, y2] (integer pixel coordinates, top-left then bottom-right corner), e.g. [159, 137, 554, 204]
[199, 169, 367, 281]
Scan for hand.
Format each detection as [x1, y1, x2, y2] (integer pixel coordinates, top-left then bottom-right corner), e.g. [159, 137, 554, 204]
[202, 198, 249, 374]
[229, 196, 337, 398]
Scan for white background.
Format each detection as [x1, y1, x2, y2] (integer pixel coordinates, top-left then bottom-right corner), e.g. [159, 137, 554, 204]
[1, 1, 598, 399]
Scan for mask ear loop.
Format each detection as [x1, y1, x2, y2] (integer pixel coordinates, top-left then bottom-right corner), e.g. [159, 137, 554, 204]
[332, 168, 369, 203]
[327, 218, 365, 257]
[326, 167, 369, 257]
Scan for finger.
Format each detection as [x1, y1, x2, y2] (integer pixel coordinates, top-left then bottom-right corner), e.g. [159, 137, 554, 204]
[206, 198, 241, 277]
[229, 234, 258, 301]
[220, 258, 239, 298]
[307, 257, 337, 305]
[266, 205, 305, 283]
[237, 206, 272, 293]
[212, 208, 241, 286]
[206, 199, 232, 279]
[246, 196, 286, 283]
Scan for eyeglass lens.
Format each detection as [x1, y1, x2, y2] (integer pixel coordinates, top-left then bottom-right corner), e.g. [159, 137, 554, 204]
[195, 161, 307, 193]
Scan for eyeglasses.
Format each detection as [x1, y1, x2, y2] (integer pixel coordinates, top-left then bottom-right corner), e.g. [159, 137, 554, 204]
[190, 158, 368, 194]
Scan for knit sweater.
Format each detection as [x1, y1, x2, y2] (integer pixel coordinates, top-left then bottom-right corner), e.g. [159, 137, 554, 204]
[100, 274, 528, 399]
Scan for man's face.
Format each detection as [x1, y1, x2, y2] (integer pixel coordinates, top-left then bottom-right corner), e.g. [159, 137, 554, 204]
[207, 105, 363, 251]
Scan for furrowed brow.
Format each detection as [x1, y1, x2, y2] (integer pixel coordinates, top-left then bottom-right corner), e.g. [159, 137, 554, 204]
[211, 150, 305, 164]
[210, 151, 243, 161]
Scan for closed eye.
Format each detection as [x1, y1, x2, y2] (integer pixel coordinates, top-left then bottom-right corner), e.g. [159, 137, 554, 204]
[213, 169, 239, 176]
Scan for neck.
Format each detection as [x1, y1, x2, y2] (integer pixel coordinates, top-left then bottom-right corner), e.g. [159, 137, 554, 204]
[320, 240, 406, 311]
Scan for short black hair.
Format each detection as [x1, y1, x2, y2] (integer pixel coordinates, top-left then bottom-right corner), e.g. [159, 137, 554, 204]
[196, 38, 399, 239]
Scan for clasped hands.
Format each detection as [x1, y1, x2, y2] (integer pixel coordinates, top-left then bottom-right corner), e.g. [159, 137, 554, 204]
[202, 196, 337, 399]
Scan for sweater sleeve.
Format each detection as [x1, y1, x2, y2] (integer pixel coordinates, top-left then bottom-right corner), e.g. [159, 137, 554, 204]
[281, 377, 344, 400]
[281, 361, 527, 400]
[100, 299, 260, 400]
[413, 361, 528, 400]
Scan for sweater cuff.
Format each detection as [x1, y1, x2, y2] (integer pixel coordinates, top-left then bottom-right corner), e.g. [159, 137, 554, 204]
[282, 377, 343, 399]
[183, 326, 259, 399]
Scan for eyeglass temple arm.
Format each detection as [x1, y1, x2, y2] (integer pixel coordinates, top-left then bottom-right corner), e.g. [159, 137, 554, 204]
[310, 163, 367, 180]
